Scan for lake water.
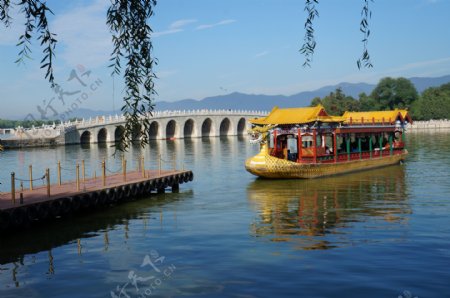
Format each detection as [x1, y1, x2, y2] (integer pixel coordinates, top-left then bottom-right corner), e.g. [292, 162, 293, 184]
[0, 132, 449, 298]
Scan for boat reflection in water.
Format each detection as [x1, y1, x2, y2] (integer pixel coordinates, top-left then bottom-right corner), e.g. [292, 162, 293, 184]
[247, 165, 410, 250]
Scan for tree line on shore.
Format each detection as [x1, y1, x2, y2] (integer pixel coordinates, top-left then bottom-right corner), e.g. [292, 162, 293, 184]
[0, 118, 80, 129]
[310, 77, 450, 121]
[0, 119, 56, 129]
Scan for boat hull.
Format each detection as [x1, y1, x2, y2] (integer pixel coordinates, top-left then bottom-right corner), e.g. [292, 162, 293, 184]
[245, 147, 408, 179]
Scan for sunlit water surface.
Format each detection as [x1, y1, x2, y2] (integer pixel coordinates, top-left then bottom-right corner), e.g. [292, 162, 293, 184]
[0, 133, 449, 298]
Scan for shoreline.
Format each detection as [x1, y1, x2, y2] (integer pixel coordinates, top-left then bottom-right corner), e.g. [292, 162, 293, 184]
[407, 120, 450, 131]
[1, 120, 450, 150]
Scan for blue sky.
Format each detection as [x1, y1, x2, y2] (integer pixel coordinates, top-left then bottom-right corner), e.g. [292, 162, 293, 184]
[1, 0, 450, 119]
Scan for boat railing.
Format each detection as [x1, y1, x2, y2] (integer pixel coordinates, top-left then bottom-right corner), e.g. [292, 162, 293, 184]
[270, 145, 405, 164]
[306, 148, 405, 163]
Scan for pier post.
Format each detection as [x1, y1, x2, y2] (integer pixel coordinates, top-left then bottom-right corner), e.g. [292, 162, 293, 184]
[123, 159, 127, 182]
[20, 182, 24, 205]
[11, 172, 15, 204]
[173, 153, 176, 170]
[29, 165, 33, 190]
[172, 183, 179, 193]
[76, 163, 80, 191]
[46, 168, 50, 197]
[82, 160, 86, 182]
[158, 154, 161, 175]
[57, 161, 61, 186]
[102, 160, 106, 187]
[141, 155, 145, 178]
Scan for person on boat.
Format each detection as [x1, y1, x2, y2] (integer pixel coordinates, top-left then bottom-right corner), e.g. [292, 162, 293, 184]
[339, 139, 346, 153]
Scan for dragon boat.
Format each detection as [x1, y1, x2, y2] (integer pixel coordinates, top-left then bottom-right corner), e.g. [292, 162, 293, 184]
[245, 105, 412, 179]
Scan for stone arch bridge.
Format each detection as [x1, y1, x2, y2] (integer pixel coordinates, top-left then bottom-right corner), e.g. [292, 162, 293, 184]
[62, 110, 267, 144]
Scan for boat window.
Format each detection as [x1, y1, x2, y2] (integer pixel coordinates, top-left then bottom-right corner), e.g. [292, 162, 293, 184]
[302, 135, 313, 148]
[269, 133, 274, 148]
[287, 137, 297, 153]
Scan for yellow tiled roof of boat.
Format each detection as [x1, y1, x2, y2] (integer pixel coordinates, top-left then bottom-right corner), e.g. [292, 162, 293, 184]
[250, 105, 345, 125]
[399, 110, 413, 123]
[342, 109, 411, 124]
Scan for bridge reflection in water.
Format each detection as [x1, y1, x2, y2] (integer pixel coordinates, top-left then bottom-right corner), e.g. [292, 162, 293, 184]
[247, 165, 410, 250]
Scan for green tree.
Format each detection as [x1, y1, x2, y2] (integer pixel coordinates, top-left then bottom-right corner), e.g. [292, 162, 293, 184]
[310, 96, 322, 107]
[358, 92, 379, 111]
[370, 77, 418, 110]
[440, 82, 450, 92]
[412, 85, 450, 120]
[310, 88, 360, 115]
[0, 118, 56, 128]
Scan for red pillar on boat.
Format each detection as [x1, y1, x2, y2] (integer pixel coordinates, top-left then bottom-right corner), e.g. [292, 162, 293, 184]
[273, 129, 277, 154]
[313, 129, 317, 163]
[333, 133, 337, 163]
[297, 128, 302, 163]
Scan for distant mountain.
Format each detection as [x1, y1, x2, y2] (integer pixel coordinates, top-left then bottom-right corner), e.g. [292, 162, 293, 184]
[409, 75, 450, 92]
[153, 82, 376, 112]
[65, 74, 450, 118]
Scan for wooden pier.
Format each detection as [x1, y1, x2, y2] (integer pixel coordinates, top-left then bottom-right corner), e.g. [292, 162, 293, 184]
[0, 166, 193, 233]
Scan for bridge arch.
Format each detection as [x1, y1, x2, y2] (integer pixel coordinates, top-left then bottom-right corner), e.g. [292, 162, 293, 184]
[72, 111, 265, 142]
[201, 118, 214, 137]
[183, 119, 195, 138]
[149, 121, 159, 139]
[80, 131, 91, 144]
[237, 118, 246, 135]
[166, 120, 178, 139]
[114, 125, 125, 143]
[219, 118, 231, 136]
[97, 128, 107, 143]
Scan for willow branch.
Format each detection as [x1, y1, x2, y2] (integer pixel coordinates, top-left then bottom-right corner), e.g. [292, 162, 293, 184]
[299, 0, 319, 67]
[357, 0, 373, 69]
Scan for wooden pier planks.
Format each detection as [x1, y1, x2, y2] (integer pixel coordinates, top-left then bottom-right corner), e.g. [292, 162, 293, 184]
[0, 170, 193, 211]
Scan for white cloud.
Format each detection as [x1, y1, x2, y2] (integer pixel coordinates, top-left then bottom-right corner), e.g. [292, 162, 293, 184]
[254, 51, 270, 59]
[196, 19, 236, 30]
[169, 19, 197, 30]
[51, 0, 111, 69]
[154, 19, 197, 38]
[153, 18, 236, 37]
[153, 28, 183, 38]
